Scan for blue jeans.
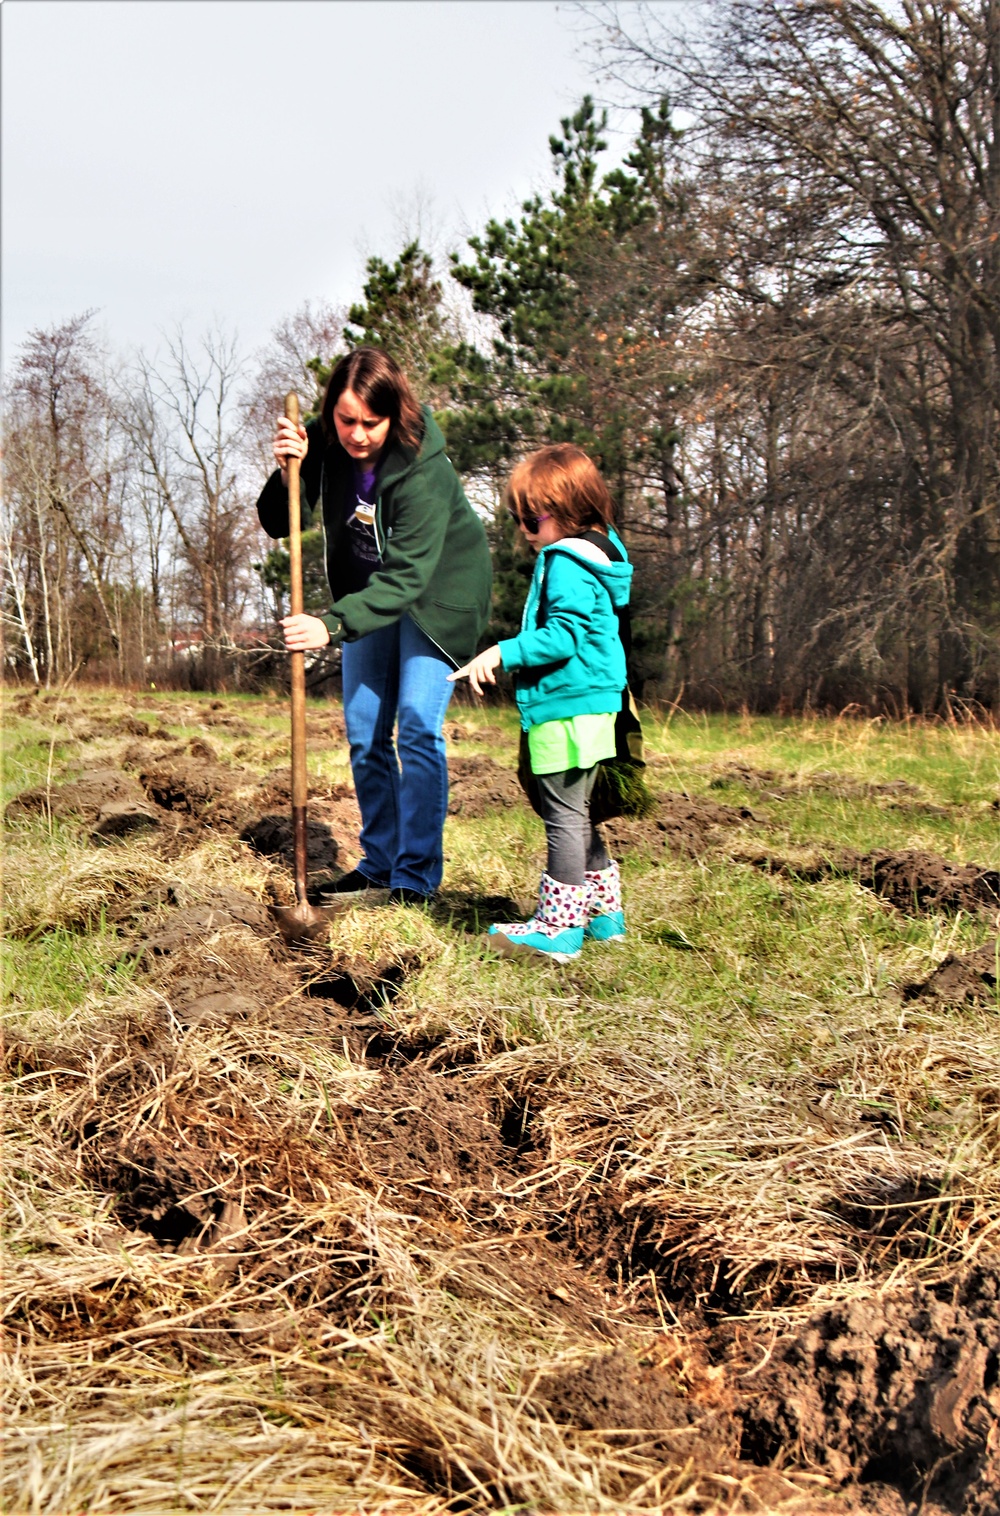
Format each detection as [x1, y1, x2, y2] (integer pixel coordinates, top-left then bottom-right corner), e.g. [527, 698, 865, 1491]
[341, 616, 454, 895]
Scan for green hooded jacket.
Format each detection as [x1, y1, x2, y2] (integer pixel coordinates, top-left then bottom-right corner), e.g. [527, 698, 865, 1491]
[256, 406, 492, 667]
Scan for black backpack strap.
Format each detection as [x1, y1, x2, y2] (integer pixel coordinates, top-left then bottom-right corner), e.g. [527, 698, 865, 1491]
[577, 528, 623, 563]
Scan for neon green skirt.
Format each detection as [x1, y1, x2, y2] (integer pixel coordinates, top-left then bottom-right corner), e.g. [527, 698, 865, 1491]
[527, 712, 617, 776]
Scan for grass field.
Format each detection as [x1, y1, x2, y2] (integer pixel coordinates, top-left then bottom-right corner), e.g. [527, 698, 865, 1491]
[3, 687, 999, 1514]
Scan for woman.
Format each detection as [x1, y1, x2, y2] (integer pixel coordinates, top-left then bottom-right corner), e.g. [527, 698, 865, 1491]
[257, 347, 492, 904]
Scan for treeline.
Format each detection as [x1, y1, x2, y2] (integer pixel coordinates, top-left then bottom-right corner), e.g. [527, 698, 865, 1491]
[4, 0, 998, 712]
[1, 299, 359, 690]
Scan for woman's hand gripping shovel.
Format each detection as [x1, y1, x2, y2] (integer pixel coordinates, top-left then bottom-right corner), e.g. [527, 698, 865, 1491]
[268, 392, 342, 946]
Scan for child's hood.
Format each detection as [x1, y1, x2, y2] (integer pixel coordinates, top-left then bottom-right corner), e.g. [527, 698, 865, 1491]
[540, 537, 633, 609]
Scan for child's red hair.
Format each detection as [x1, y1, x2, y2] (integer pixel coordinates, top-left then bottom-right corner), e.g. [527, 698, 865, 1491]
[506, 444, 615, 534]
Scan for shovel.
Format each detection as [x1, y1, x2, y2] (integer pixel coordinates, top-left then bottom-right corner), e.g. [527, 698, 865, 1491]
[268, 391, 341, 946]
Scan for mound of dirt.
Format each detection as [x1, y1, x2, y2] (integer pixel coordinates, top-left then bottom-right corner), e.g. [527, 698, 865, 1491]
[304, 714, 346, 743]
[253, 768, 332, 808]
[66, 713, 175, 741]
[312, 790, 363, 858]
[540, 1347, 713, 1433]
[736, 846, 835, 883]
[533, 1347, 755, 1488]
[174, 991, 261, 1030]
[302, 951, 417, 1016]
[133, 887, 274, 958]
[605, 790, 757, 858]
[341, 1061, 520, 1218]
[105, 1132, 250, 1255]
[444, 720, 507, 745]
[742, 1264, 1000, 1512]
[447, 754, 526, 816]
[745, 847, 1000, 916]
[853, 850, 1000, 916]
[90, 798, 162, 840]
[5, 767, 152, 827]
[240, 771, 361, 874]
[120, 737, 200, 770]
[202, 708, 252, 735]
[707, 764, 922, 803]
[444, 764, 756, 845]
[904, 943, 999, 1008]
[137, 755, 244, 819]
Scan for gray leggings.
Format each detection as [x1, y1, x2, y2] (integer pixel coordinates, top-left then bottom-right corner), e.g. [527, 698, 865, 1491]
[536, 766, 611, 885]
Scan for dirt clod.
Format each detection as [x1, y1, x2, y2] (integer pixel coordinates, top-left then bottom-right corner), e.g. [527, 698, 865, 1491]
[742, 1264, 1000, 1512]
[855, 850, 1000, 916]
[6, 768, 151, 827]
[240, 813, 339, 875]
[342, 1063, 518, 1220]
[202, 712, 252, 735]
[90, 799, 162, 840]
[444, 720, 506, 745]
[747, 846, 1000, 916]
[904, 943, 999, 1008]
[133, 888, 273, 957]
[176, 991, 260, 1029]
[606, 790, 757, 858]
[138, 756, 241, 817]
[541, 1347, 704, 1433]
[708, 764, 921, 803]
[304, 952, 415, 1015]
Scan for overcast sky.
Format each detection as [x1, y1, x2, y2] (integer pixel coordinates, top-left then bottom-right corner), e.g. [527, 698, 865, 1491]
[2, 0, 686, 368]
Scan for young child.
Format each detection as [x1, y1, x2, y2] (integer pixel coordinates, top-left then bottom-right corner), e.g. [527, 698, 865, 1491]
[449, 444, 632, 961]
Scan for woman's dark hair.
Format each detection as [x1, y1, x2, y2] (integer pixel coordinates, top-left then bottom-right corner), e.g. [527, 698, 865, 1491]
[321, 347, 424, 454]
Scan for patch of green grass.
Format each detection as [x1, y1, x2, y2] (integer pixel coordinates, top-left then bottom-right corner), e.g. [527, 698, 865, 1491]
[647, 712, 999, 861]
[1, 730, 74, 809]
[399, 712, 998, 1182]
[2, 914, 139, 1021]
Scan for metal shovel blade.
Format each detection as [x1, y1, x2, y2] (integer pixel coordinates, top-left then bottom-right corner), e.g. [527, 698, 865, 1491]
[268, 897, 347, 946]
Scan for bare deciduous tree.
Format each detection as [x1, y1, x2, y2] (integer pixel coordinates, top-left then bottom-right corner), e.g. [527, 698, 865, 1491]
[2, 314, 133, 683]
[122, 328, 257, 682]
[590, 0, 1000, 709]
[243, 299, 347, 466]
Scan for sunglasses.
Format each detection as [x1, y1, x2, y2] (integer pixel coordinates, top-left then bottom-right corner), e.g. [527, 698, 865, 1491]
[507, 507, 552, 534]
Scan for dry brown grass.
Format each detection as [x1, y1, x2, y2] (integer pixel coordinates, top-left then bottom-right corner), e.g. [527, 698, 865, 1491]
[4, 1000, 833, 1513]
[7, 978, 996, 1510]
[4, 690, 999, 1512]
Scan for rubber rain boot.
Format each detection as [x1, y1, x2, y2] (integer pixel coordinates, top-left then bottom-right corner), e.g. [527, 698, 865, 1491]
[583, 859, 626, 942]
[489, 872, 586, 962]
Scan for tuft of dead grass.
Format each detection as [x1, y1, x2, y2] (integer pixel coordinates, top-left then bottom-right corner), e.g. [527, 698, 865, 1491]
[3, 830, 274, 937]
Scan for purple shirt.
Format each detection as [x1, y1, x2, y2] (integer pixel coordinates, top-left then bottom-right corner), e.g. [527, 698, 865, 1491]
[344, 463, 380, 591]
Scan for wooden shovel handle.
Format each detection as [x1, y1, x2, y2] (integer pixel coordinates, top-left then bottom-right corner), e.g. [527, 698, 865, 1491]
[285, 392, 303, 615]
[284, 391, 308, 902]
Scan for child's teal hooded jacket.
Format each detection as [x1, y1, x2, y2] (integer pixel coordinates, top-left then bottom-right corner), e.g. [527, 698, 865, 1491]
[498, 530, 632, 730]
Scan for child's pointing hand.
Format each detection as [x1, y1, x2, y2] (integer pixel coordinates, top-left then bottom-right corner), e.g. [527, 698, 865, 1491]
[448, 645, 502, 696]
